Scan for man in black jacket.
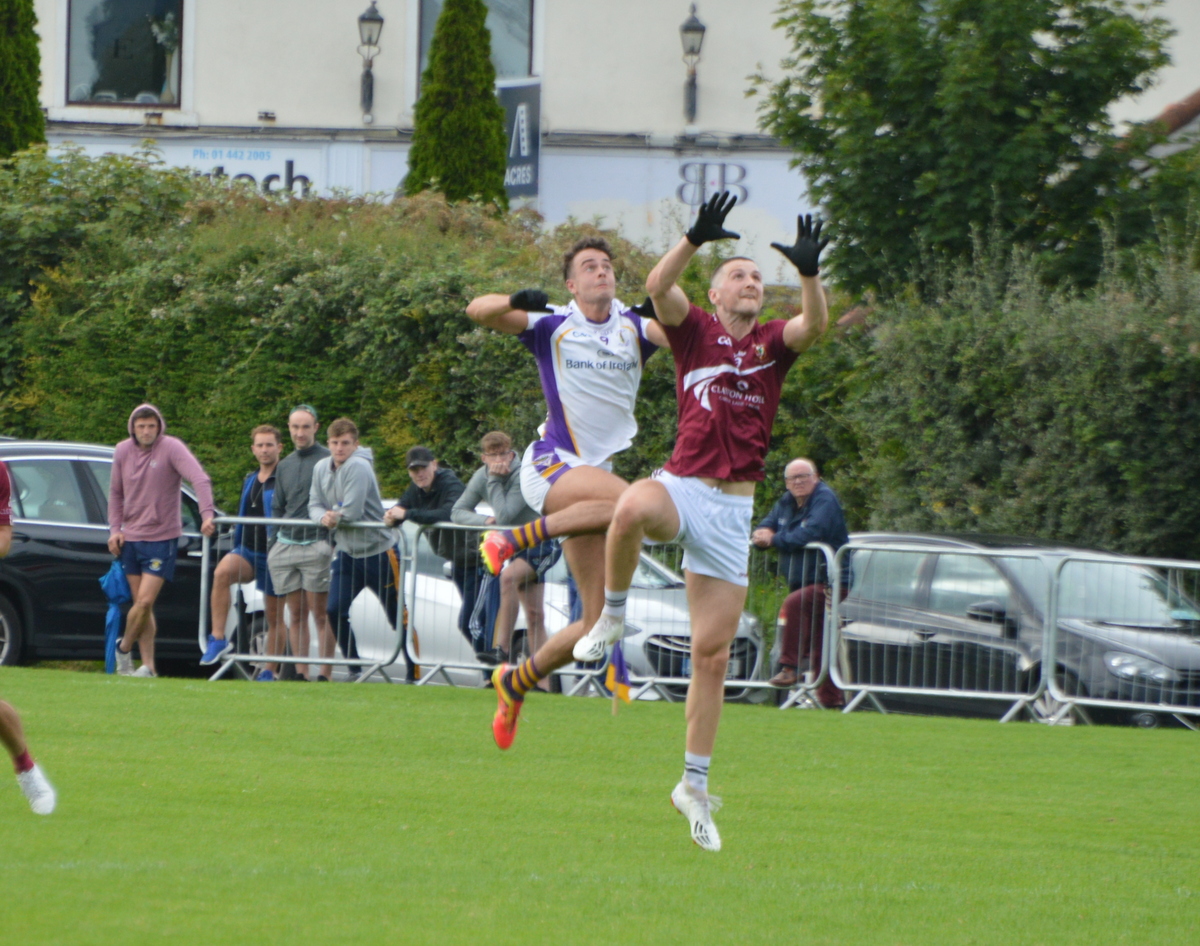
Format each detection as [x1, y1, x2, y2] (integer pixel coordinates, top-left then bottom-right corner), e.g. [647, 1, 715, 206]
[384, 446, 477, 643]
[752, 458, 849, 705]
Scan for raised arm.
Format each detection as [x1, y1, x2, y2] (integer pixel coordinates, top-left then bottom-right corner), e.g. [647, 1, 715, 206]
[772, 214, 831, 353]
[646, 192, 742, 326]
[465, 289, 550, 336]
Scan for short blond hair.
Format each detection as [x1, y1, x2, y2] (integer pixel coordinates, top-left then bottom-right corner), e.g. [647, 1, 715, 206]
[481, 431, 512, 454]
[251, 424, 281, 443]
[327, 417, 359, 440]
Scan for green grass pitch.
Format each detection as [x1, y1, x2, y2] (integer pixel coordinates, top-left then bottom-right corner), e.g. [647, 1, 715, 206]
[1, 667, 1196, 945]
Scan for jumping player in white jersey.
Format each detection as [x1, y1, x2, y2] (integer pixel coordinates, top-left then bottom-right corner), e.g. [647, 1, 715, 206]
[465, 237, 669, 749]
[573, 193, 830, 850]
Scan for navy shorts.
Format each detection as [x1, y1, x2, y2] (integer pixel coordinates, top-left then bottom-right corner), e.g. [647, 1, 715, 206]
[514, 539, 561, 581]
[230, 545, 277, 598]
[120, 539, 177, 582]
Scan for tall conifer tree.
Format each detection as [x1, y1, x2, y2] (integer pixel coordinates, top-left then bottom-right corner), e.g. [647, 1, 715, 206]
[0, 0, 45, 159]
[405, 0, 508, 209]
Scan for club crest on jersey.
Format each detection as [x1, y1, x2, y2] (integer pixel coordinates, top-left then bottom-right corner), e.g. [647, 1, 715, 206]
[755, 344, 766, 360]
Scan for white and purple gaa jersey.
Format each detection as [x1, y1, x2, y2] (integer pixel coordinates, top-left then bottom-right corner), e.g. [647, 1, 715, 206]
[518, 299, 659, 467]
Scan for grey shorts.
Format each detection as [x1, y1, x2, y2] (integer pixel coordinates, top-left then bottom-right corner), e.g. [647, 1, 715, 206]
[267, 539, 333, 595]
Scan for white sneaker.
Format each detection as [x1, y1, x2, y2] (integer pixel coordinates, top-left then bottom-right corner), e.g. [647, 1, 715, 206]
[572, 614, 625, 662]
[132, 665, 156, 677]
[17, 764, 56, 815]
[671, 780, 722, 852]
[115, 647, 134, 676]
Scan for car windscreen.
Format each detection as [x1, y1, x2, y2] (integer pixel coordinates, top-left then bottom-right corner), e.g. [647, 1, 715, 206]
[998, 556, 1051, 615]
[850, 549, 925, 607]
[1057, 561, 1200, 628]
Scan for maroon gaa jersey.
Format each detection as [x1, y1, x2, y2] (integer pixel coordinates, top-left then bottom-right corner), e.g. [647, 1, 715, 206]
[661, 305, 799, 481]
[0, 461, 11, 526]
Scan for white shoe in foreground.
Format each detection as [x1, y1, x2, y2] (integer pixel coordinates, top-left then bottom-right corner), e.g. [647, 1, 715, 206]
[17, 764, 56, 815]
[671, 780, 722, 852]
[132, 665, 156, 678]
[115, 647, 134, 676]
[572, 614, 625, 662]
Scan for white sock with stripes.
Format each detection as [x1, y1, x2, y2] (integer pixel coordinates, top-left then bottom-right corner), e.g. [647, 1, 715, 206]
[684, 752, 710, 795]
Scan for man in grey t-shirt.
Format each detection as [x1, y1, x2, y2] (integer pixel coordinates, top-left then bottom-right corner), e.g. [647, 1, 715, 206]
[267, 405, 335, 681]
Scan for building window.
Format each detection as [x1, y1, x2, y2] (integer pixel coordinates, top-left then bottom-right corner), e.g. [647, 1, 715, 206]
[68, 0, 184, 105]
[419, 0, 533, 81]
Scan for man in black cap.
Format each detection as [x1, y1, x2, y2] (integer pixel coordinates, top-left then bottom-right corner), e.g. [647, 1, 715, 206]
[384, 446, 476, 643]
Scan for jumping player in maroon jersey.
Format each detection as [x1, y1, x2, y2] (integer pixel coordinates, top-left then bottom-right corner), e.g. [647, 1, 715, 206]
[573, 192, 829, 851]
[0, 461, 57, 814]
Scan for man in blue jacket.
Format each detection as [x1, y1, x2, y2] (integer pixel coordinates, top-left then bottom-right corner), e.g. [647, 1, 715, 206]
[752, 458, 849, 704]
[202, 425, 282, 680]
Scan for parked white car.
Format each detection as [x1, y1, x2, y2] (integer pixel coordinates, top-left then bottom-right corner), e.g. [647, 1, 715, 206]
[235, 521, 765, 699]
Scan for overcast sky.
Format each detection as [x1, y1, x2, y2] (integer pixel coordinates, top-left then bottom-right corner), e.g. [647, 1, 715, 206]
[1110, 0, 1200, 127]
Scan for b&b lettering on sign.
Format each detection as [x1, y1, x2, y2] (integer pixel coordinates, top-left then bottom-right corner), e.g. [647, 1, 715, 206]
[677, 163, 749, 208]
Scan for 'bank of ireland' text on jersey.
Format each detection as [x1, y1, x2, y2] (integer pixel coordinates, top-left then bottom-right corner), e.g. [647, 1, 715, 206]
[518, 300, 659, 466]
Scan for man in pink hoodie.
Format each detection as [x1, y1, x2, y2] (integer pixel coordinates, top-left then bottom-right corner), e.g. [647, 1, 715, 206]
[107, 404, 216, 676]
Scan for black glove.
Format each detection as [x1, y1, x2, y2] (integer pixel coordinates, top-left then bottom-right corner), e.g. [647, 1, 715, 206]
[508, 289, 550, 312]
[771, 214, 829, 277]
[685, 191, 741, 246]
[629, 297, 657, 320]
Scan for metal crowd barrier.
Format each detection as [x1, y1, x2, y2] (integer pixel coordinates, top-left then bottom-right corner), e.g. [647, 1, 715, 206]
[1046, 554, 1200, 729]
[198, 515, 409, 683]
[405, 523, 837, 702]
[827, 544, 1053, 723]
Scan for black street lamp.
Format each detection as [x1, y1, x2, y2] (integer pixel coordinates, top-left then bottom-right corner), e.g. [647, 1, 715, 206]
[680, 4, 706, 124]
[358, 2, 384, 122]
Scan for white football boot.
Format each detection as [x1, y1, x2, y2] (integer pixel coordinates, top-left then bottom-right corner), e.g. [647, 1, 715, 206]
[671, 780, 722, 852]
[572, 614, 625, 663]
[17, 764, 56, 815]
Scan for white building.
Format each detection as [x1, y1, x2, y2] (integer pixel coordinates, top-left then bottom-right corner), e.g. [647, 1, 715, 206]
[35, 0, 813, 281]
[33, 1, 1199, 281]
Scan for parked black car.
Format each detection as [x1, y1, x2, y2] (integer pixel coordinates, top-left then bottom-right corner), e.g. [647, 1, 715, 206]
[838, 533, 1200, 727]
[0, 439, 218, 665]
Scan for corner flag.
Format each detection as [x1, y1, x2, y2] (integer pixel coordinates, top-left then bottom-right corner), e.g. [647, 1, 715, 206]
[607, 640, 631, 713]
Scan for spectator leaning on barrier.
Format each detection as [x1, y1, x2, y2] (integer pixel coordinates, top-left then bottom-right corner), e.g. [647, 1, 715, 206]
[108, 404, 216, 678]
[201, 425, 283, 680]
[752, 457, 850, 705]
[310, 418, 403, 681]
[266, 405, 336, 682]
[452, 431, 561, 667]
[385, 446, 477, 646]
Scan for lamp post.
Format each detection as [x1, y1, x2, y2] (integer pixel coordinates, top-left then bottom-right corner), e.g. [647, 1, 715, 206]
[358, 2, 384, 123]
[680, 4, 706, 125]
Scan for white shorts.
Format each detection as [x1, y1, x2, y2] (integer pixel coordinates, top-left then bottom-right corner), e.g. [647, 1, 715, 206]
[653, 470, 753, 586]
[519, 440, 612, 514]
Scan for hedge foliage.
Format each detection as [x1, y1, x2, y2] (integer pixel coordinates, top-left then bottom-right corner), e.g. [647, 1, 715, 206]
[5, 145, 1200, 558]
[1, 146, 732, 506]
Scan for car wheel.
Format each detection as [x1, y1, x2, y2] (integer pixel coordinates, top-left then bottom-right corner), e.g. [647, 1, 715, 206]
[246, 614, 268, 670]
[0, 596, 23, 666]
[1031, 668, 1085, 725]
